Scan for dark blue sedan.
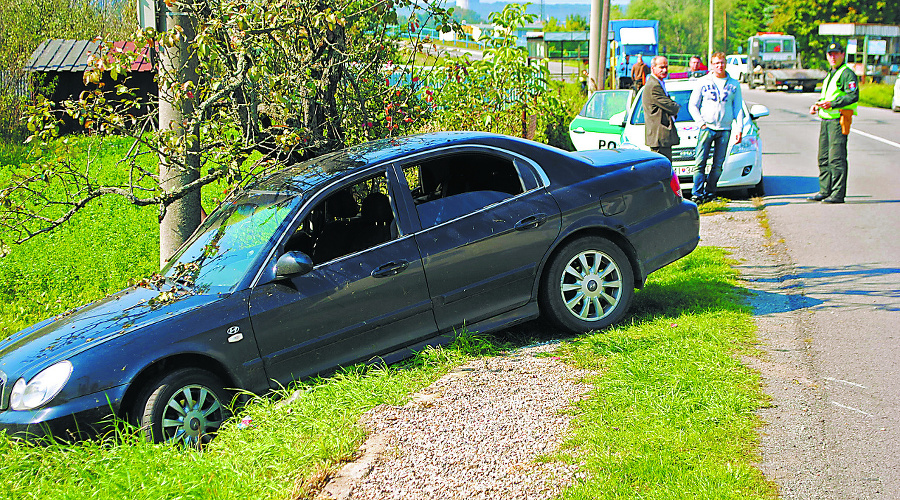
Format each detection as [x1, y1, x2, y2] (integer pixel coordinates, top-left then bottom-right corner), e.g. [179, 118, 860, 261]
[0, 132, 699, 445]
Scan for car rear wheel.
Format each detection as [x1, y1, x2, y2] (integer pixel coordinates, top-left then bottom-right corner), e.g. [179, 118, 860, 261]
[134, 368, 230, 447]
[540, 237, 634, 333]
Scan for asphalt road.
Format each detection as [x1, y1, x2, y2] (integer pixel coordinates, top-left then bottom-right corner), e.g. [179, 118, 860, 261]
[747, 86, 900, 498]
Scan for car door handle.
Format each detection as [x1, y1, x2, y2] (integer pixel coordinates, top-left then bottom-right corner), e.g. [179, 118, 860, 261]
[514, 214, 548, 231]
[572, 127, 585, 134]
[371, 261, 410, 278]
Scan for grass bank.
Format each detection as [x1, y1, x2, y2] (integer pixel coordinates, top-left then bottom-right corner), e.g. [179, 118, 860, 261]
[859, 82, 893, 109]
[556, 247, 776, 499]
[1, 134, 774, 498]
[0, 246, 775, 499]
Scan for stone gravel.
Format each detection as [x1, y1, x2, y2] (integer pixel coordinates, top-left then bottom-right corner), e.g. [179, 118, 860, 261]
[315, 344, 594, 500]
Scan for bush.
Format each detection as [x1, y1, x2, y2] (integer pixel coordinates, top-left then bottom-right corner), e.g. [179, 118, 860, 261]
[0, 93, 28, 143]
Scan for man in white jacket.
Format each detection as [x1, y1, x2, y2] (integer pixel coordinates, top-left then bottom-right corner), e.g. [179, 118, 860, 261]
[688, 52, 745, 203]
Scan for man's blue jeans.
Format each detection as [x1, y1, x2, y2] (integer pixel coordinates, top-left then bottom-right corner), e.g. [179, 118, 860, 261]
[692, 127, 730, 199]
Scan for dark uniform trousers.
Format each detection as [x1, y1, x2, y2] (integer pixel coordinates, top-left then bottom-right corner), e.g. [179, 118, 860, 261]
[817, 118, 848, 201]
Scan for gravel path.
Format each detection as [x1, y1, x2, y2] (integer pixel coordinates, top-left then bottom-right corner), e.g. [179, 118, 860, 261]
[314, 201, 808, 499]
[315, 344, 593, 500]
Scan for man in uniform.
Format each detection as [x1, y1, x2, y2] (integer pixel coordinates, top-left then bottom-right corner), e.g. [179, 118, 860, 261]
[809, 41, 858, 204]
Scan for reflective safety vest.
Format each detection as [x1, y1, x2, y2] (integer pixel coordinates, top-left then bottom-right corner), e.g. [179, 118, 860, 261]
[818, 64, 858, 119]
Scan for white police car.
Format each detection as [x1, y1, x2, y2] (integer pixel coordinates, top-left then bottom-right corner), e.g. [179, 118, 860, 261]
[573, 78, 770, 197]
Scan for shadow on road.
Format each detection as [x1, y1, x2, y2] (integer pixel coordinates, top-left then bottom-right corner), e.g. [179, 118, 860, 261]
[759, 175, 820, 196]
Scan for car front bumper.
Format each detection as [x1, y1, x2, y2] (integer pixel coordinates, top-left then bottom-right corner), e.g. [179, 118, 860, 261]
[0, 385, 128, 441]
[672, 149, 762, 191]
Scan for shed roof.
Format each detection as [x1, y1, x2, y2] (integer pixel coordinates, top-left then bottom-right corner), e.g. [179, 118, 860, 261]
[25, 39, 154, 73]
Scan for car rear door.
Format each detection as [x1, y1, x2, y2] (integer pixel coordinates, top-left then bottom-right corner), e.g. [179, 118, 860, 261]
[395, 147, 561, 332]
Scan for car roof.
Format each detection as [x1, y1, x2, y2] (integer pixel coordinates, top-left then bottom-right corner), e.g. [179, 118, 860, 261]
[660, 78, 706, 91]
[251, 131, 563, 195]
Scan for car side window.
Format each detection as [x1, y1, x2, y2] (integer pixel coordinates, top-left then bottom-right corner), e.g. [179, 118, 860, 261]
[402, 152, 526, 229]
[284, 172, 397, 265]
[632, 89, 694, 125]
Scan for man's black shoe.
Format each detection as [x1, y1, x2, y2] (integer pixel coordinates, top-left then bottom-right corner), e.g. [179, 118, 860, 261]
[807, 194, 827, 201]
[822, 197, 844, 204]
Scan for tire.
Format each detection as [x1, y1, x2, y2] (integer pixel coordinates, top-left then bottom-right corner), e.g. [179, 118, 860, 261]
[134, 368, 230, 447]
[747, 178, 765, 198]
[540, 237, 635, 333]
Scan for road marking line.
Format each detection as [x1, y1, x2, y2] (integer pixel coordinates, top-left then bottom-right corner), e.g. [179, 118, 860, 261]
[850, 129, 900, 149]
[824, 376, 867, 389]
[831, 401, 873, 417]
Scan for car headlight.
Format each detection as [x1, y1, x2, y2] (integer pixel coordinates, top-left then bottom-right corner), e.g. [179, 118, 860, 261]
[730, 136, 759, 155]
[9, 361, 73, 411]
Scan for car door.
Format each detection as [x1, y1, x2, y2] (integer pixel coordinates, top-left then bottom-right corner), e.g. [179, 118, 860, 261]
[248, 168, 436, 386]
[569, 89, 632, 151]
[396, 148, 561, 332]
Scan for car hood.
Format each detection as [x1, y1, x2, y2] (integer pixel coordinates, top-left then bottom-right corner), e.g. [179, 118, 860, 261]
[0, 285, 225, 378]
[624, 122, 744, 150]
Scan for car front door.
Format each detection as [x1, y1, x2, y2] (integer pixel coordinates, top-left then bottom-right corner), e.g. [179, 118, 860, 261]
[569, 89, 633, 151]
[397, 148, 561, 332]
[248, 168, 436, 386]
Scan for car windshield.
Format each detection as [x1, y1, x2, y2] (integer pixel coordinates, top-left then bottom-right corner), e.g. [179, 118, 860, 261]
[160, 190, 298, 293]
[630, 89, 699, 124]
[579, 90, 631, 120]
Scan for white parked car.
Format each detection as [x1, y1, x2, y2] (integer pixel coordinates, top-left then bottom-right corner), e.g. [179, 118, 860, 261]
[574, 78, 770, 197]
[726, 54, 749, 83]
[892, 77, 900, 112]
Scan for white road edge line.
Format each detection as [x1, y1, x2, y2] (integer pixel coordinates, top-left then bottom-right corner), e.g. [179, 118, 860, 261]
[824, 376, 868, 389]
[850, 128, 900, 149]
[812, 116, 900, 149]
[831, 401, 873, 417]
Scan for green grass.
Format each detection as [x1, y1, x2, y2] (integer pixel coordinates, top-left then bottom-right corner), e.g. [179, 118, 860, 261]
[0, 335, 499, 500]
[0, 135, 230, 337]
[696, 197, 730, 214]
[555, 247, 776, 499]
[859, 82, 893, 109]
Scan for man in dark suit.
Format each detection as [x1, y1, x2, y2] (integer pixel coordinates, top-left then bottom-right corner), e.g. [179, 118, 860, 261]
[642, 56, 680, 162]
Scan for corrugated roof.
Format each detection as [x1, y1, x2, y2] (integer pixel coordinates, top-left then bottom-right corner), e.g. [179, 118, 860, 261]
[25, 39, 154, 73]
[818, 23, 900, 38]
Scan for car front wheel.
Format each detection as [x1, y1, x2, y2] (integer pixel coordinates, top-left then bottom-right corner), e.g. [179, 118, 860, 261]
[540, 237, 635, 333]
[134, 368, 230, 447]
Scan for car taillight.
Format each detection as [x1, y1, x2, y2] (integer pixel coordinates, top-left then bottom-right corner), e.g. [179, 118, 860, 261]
[669, 169, 682, 197]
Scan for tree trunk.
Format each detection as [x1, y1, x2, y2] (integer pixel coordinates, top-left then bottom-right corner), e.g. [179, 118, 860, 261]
[158, 4, 201, 267]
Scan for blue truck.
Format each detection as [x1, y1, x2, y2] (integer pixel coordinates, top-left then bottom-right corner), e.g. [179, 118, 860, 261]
[608, 19, 659, 89]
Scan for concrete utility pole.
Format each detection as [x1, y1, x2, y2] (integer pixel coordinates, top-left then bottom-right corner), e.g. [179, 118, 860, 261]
[588, 0, 601, 90]
[588, 0, 610, 90]
[599, 0, 610, 89]
[708, 0, 714, 63]
[157, 2, 201, 266]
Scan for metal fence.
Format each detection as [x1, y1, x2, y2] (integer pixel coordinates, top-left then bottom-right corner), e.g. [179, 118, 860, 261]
[0, 71, 30, 99]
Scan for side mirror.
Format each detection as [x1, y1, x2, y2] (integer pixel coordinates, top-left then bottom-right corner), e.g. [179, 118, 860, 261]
[609, 111, 627, 127]
[275, 251, 314, 279]
[749, 104, 770, 120]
